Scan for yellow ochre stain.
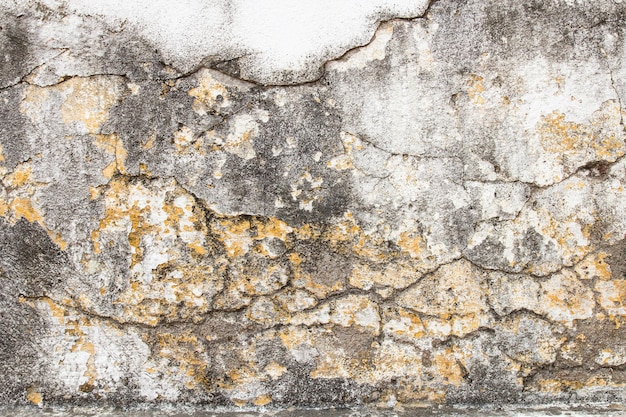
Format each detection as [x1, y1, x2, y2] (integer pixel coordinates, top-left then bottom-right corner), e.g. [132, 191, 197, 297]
[537, 102, 624, 161]
[466, 74, 485, 105]
[60, 77, 124, 135]
[5, 163, 32, 188]
[397, 231, 426, 259]
[188, 71, 230, 115]
[26, 388, 42, 406]
[10, 197, 44, 224]
[433, 349, 463, 386]
[252, 395, 272, 406]
[94, 133, 128, 177]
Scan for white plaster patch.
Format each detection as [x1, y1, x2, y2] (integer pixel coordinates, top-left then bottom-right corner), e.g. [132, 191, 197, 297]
[15, 0, 430, 84]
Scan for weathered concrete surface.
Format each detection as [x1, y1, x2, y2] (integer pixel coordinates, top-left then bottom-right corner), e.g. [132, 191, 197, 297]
[1, 405, 626, 417]
[1, 0, 626, 410]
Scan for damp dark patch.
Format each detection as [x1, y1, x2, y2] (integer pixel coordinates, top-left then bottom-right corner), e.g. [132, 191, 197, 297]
[269, 366, 371, 407]
[0, 268, 47, 404]
[0, 218, 72, 296]
[0, 86, 31, 170]
[294, 240, 353, 290]
[0, 12, 32, 88]
[604, 237, 626, 280]
[464, 235, 507, 271]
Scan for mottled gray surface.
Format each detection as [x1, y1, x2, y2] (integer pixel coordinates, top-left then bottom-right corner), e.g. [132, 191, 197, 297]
[1, 0, 626, 410]
[1, 405, 626, 417]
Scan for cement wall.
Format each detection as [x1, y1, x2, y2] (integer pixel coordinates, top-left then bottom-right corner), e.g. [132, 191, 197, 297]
[1, 0, 625, 409]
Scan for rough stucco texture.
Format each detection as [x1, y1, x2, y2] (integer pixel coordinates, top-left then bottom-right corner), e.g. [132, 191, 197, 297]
[1, 0, 626, 409]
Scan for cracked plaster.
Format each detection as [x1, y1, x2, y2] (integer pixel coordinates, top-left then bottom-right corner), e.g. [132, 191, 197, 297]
[1, 0, 626, 410]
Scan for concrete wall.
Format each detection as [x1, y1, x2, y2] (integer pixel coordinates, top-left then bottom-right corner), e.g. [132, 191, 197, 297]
[1, 0, 625, 408]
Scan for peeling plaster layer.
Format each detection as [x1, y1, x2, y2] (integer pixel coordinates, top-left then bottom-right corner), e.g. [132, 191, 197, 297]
[1, 0, 626, 411]
[1, 0, 430, 85]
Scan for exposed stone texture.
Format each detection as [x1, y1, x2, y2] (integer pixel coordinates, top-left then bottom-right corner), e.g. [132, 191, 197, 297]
[1, 0, 626, 410]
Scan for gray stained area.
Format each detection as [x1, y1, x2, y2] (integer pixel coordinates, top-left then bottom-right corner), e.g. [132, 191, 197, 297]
[1, 405, 626, 417]
[0, 0, 626, 410]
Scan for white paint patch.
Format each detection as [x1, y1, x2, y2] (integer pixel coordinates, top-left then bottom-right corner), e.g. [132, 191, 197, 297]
[513, 58, 615, 129]
[15, 0, 430, 84]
